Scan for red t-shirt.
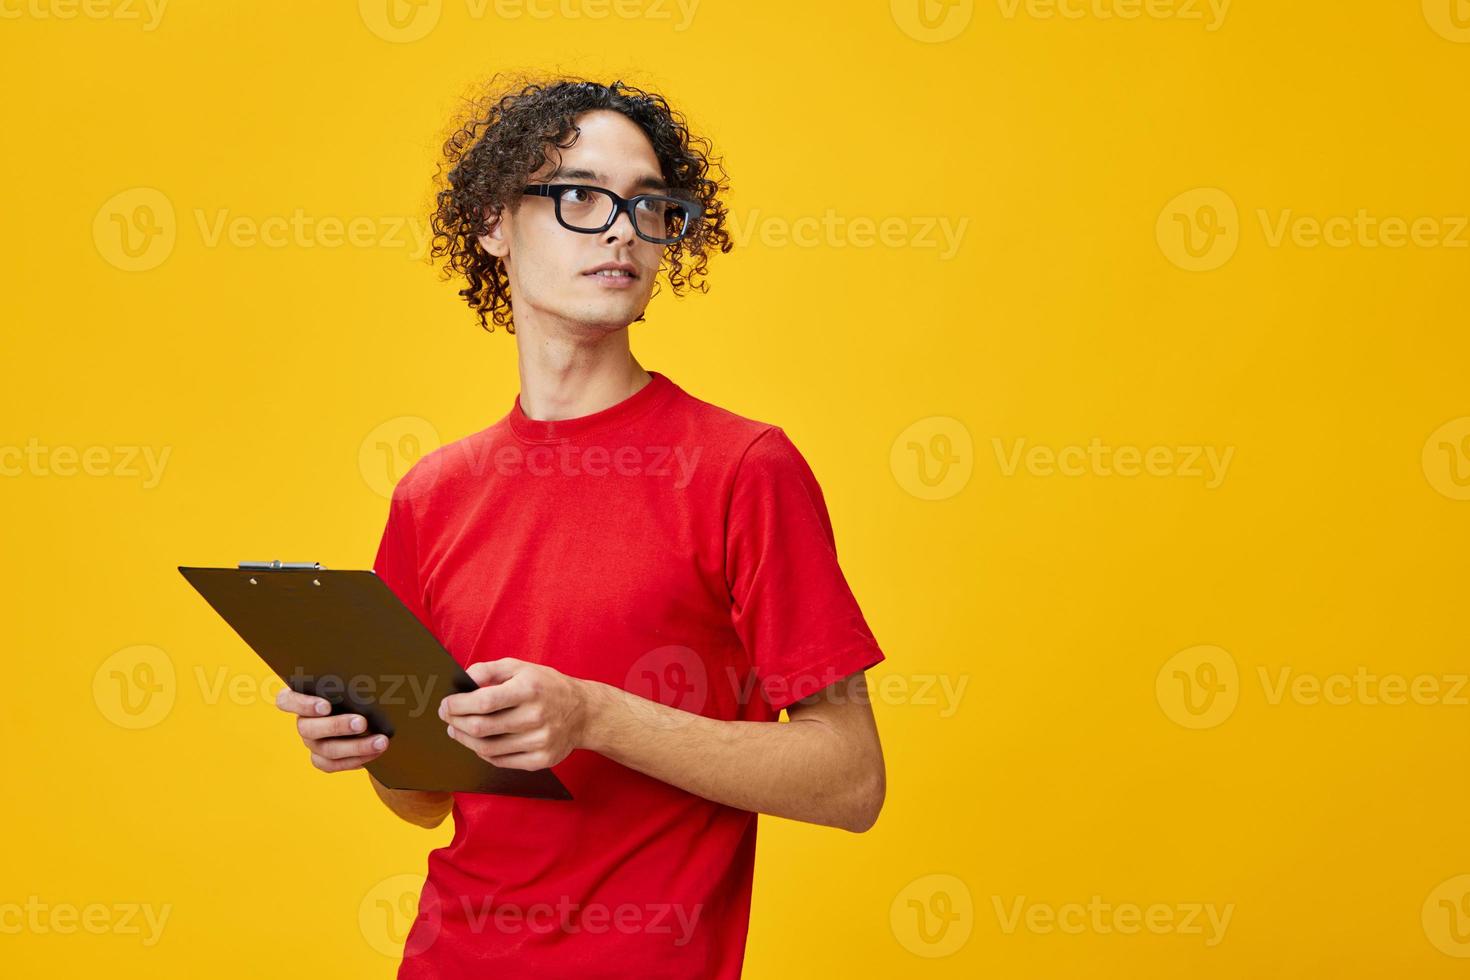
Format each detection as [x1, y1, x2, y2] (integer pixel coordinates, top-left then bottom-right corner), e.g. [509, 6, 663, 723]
[372, 370, 885, 978]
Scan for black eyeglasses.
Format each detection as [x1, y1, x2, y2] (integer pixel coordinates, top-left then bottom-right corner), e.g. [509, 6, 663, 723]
[522, 183, 702, 245]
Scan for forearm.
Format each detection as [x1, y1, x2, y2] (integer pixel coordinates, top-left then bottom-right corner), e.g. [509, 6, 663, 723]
[580, 680, 883, 832]
[368, 772, 453, 829]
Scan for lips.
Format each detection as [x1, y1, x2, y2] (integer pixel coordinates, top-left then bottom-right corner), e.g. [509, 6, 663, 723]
[583, 262, 638, 279]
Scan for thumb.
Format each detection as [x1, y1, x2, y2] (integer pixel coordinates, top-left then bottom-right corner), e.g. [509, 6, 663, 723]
[466, 657, 525, 687]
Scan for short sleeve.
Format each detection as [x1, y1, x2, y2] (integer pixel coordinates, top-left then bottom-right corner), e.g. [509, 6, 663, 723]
[372, 487, 431, 628]
[725, 427, 886, 712]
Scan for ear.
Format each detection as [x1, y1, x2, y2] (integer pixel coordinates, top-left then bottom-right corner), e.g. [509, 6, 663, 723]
[476, 204, 510, 259]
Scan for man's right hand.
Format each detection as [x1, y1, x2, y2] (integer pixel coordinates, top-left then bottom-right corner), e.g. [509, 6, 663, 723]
[275, 689, 390, 773]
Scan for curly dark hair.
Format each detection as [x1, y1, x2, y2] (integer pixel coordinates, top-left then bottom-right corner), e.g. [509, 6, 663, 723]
[426, 73, 733, 334]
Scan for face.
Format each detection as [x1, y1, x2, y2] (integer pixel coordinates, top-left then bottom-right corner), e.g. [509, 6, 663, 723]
[477, 110, 668, 335]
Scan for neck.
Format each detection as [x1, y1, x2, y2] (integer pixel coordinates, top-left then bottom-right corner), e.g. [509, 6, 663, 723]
[512, 316, 651, 422]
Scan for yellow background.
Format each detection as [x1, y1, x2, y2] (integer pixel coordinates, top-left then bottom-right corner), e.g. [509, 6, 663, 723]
[4, 0, 1469, 976]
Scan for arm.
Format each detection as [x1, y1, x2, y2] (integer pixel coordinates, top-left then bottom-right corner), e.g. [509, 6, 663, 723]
[441, 660, 886, 833]
[586, 669, 886, 833]
[367, 773, 453, 830]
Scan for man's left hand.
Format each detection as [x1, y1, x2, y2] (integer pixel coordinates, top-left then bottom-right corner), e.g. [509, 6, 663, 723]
[440, 658, 593, 771]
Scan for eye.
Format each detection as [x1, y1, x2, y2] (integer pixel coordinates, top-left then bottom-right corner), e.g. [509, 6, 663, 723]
[560, 187, 592, 204]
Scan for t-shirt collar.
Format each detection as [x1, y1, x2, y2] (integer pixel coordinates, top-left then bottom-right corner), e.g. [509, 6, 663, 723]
[508, 370, 674, 444]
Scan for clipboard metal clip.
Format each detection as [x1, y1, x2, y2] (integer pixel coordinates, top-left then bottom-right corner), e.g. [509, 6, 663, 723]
[237, 560, 325, 571]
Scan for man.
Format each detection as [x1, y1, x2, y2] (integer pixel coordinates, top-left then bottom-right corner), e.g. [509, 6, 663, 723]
[274, 76, 886, 978]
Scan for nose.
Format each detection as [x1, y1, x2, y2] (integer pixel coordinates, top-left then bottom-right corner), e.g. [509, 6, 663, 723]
[604, 200, 639, 244]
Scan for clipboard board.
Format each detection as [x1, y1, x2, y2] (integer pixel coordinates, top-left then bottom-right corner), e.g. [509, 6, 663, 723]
[179, 561, 572, 801]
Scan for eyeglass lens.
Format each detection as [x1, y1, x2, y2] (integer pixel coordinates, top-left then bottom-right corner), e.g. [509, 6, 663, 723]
[556, 187, 692, 241]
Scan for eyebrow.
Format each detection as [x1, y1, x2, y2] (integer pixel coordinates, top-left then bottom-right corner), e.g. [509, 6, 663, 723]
[545, 166, 670, 194]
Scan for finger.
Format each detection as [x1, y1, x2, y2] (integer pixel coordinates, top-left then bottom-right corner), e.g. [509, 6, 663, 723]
[276, 689, 332, 717]
[482, 750, 550, 771]
[444, 718, 544, 758]
[297, 713, 370, 741]
[441, 677, 526, 719]
[309, 733, 389, 760]
[444, 723, 501, 756]
[445, 703, 539, 740]
[309, 749, 382, 773]
[466, 658, 526, 688]
[471, 731, 543, 758]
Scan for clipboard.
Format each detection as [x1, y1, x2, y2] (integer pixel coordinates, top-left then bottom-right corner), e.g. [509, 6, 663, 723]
[178, 561, 572, 801]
